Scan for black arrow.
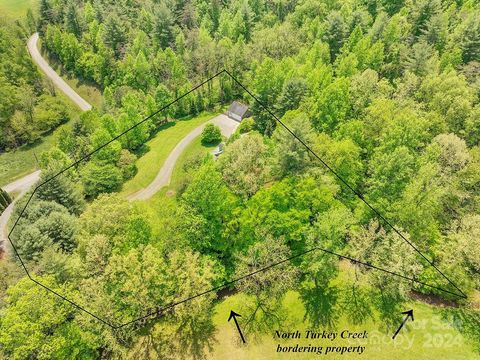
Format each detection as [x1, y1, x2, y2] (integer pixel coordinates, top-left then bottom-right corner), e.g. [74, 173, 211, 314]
[228, 310, 246, 343]
[392, 309, 414, 339]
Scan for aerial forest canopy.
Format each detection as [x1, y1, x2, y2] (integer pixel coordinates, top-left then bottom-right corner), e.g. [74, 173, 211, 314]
[0, 17, 71, 151]
[0, 0, 480, 358]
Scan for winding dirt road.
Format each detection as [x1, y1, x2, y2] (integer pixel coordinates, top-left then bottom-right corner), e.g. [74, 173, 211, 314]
[1, 34, 238, 253]
[0, 171, 41, 248]
[27, 33, 92, 111]
[0, 34, 93, 251]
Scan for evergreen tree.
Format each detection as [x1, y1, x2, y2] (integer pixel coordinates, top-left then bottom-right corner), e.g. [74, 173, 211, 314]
[36, 171, 85, 215]
[458, 11, 480, 62]
[65, 1, 82, 37]
[322, 11, 348, 60]
[275, 77, 307, 117]
[103, 14, 126, 58]
[154, 3, 174, 49]
[39, 0, 52, 33]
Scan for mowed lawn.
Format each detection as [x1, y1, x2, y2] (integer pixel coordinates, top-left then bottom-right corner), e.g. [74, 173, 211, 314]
[0, 0, 37, 18]
[209, 291, 479, 360]
[210, 257, 479, 359]
[134, 124, 223, 241]
[0, 123, 65, 187]
[133, 136, 216, 242]
[121, 112, 217, 196]
[167, 134, 218, 191]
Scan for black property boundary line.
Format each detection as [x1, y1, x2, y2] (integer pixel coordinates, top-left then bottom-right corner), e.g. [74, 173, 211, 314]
[6, 70, 466, 330]
[225, 69, 467, 300]
[117, 245, 464, 329]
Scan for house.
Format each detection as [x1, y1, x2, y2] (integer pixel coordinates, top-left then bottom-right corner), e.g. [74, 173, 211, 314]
[226, 101, 250, 122]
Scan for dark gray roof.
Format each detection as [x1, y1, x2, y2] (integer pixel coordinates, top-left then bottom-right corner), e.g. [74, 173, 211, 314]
[227, 101, 249, 117]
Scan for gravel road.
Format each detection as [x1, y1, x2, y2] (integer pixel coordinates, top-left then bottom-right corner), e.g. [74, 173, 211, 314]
[2, 35, 237, 254]
[27, 33, 92, 111]
[0, 170, 41, 249]
[1, 33, 93, 254]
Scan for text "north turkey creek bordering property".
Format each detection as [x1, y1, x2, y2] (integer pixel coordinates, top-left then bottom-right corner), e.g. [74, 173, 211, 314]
[275, 330, 368, 356]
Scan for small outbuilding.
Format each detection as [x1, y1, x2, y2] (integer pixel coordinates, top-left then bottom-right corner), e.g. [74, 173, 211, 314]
[226, 101, 250, 122]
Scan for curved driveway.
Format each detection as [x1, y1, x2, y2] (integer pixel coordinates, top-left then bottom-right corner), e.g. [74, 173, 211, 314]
[128, 114, 239, 201]
[2, 35, 238, 251]
[1, 116, 238, 247]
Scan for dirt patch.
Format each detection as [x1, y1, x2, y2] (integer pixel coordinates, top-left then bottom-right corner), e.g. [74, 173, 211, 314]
[409, 290, 459, 308]
[217, 287, 237, 300]
[165, 190, 176, 197]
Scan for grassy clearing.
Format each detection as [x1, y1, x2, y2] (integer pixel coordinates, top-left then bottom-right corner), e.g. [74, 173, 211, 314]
[0, 120, 73, 187]
[209, 291, 479, 360]
[208, 262, 478, 359]
[167, 135, 218, 192]
[133, 128, 218, 250]
[0, 89, 78, 187]
[56, 71, 103, 109]
[121, 112, 217, 196]
[133, 120, 219, 241]
[0, 132, 46, 187]
[0, 0, 37, 19]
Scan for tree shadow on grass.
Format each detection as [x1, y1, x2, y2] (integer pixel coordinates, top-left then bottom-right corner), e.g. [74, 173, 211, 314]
[175, 314, 217, 360]
[132, 144, 151, 158]
[149, 120, 177, 138]
[439, 307, 480, 353]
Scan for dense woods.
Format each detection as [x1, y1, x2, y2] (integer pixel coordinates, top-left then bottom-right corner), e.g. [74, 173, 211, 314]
[1, 0, 480, 358]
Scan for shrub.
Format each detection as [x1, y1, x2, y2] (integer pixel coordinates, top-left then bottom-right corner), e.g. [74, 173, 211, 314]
[201, 123, 222, 144]
[81, 162, 123, 198]
[239, 117, 255, 133]
[33, 95, 69, 133]
[117, 149, 138, 180]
